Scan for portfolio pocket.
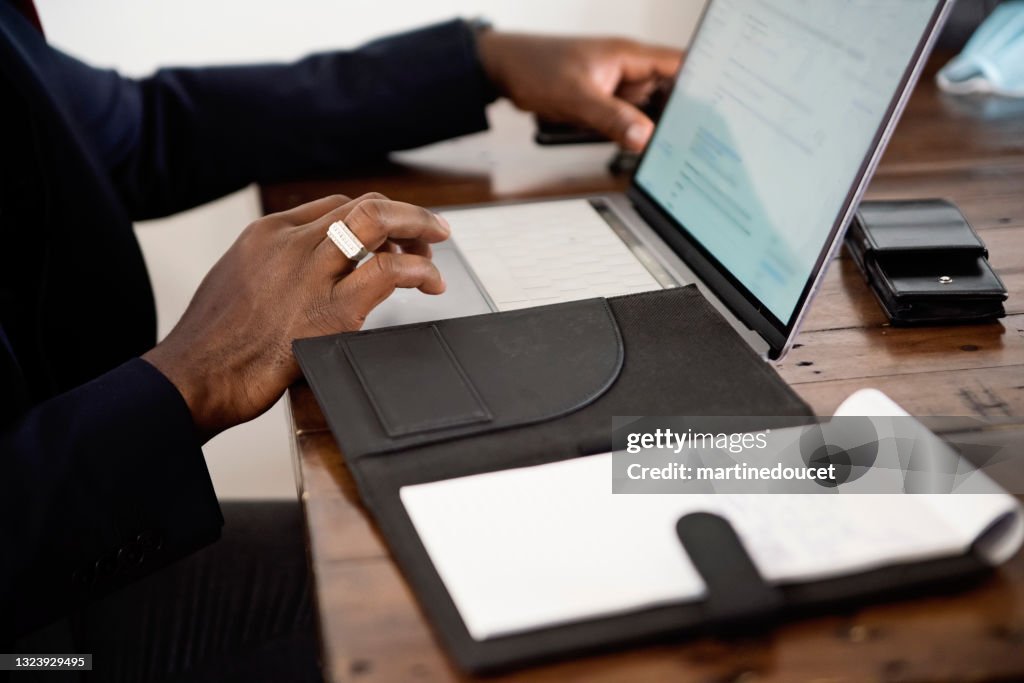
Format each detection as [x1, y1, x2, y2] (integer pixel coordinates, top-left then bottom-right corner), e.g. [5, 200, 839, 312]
[296, 297, 624, 458]
[343, 325, 491, 437]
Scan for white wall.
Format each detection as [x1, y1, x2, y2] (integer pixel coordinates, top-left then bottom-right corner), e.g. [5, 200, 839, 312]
[36, 1, 703, 74]
[33, 0, 706, 499]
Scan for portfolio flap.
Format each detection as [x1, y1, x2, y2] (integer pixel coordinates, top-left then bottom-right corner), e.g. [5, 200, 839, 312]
[294, 297, 623, 459]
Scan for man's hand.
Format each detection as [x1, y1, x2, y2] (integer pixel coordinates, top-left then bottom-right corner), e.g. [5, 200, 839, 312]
[143, 193, 450, 442]
[477, 31, 683, 152]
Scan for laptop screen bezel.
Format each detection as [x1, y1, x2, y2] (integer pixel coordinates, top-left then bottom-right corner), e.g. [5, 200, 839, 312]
[627, 0, 953, 359]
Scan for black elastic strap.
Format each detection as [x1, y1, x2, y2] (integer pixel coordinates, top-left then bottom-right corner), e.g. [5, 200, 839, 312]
[676, 512, 784, 628]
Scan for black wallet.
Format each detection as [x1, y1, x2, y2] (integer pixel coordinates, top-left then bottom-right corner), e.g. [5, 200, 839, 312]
[292, 287, 993, 673]
[846, 199, 1008, 325]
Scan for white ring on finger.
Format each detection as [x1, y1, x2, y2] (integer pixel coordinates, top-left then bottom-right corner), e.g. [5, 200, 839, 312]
[327, 220, 370, 262]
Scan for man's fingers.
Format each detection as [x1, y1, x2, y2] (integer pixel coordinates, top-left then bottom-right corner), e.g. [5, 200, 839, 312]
[619, 43, 684, 81]
[577, 89, 654, 152]
[617, 79, 659, 106]
[390, 238, 433, 258]
[310, 194, 450, 274]
[376, 240, 401, 255]
[330, 194, 450, 248]
[374, 239, 432, 258]
[333, 253, 446, 328]
[275, 194, 352, 225]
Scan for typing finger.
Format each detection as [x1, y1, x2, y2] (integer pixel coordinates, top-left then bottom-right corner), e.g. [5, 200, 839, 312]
[331, 253, 446, 329]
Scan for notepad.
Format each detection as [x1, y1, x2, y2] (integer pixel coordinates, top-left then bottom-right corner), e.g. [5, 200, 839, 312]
[400, 390, 1024, 641]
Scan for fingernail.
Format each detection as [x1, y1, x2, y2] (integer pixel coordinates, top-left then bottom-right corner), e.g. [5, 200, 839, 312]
[434, 213, 451, 235]
[625, 123, 650, 149]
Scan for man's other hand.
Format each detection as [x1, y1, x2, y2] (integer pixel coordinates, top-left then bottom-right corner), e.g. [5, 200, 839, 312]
[143, 193, 450, 442]
[477, 31, 683, 152]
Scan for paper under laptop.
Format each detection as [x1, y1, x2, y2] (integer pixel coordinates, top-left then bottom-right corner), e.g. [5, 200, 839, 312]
[400, 390, 1024, 641]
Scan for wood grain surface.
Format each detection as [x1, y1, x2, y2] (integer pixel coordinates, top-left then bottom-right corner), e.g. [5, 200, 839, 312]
[264, 55, 1024, 683]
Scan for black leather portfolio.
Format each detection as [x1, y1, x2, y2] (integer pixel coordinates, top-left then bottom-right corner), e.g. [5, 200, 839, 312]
[293, 287, 992, 673]
[847, 199, 1008, 325]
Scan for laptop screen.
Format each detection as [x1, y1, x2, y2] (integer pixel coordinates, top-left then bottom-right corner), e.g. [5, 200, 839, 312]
[635, 0, 944, 327]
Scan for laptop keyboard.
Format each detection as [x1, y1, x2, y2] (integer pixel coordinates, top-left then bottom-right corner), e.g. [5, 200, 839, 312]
[444, 199, 665, 311]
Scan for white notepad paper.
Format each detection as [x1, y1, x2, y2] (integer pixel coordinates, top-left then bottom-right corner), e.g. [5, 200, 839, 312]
[400, 391, 1024, 641]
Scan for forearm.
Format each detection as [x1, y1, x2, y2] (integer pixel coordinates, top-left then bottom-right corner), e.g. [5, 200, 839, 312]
[0, 359, 223, 639]
[110, 19, 497, 219]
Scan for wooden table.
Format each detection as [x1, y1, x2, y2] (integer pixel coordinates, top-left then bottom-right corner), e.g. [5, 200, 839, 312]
[262, 56, 1024, 682]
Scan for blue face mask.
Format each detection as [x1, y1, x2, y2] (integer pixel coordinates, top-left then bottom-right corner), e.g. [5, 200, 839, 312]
[938, 1, 1024, 97]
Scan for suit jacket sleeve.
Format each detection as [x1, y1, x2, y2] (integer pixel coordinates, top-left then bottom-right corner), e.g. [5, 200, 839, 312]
[52, 19, 497, 220]
[0, 355, 223, 639]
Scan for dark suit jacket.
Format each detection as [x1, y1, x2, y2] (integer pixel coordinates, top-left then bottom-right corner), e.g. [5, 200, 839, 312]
[0, 3, 494, 639]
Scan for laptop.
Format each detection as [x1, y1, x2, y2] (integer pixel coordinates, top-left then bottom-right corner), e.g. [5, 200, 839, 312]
[365, 0, 954, 360]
